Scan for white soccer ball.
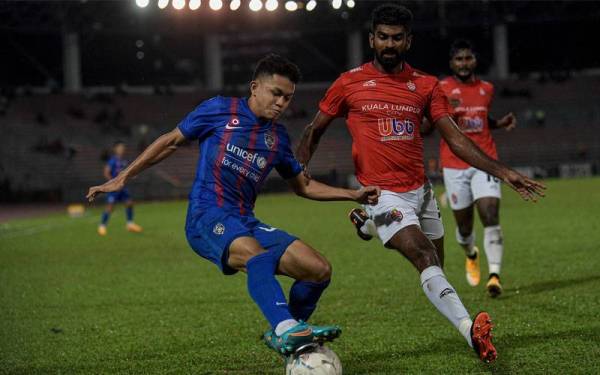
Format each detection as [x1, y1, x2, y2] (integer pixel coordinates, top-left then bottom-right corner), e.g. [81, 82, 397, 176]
[285, 345, 342, 375]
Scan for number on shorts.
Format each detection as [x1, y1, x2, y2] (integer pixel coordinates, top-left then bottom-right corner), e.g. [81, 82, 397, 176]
[487, 174, 500, 183]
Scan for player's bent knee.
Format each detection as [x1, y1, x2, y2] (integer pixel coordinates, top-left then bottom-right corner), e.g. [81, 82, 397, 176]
[227, 237, 267, 270]
[414, 247, 441, 270]
[314, 259, 332, 282]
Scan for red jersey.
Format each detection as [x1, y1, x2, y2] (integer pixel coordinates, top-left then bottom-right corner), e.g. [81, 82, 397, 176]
[439, 76, 497, 169]
[319, 62, 450, 193]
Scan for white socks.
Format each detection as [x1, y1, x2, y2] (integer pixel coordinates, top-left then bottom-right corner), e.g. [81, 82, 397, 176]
[275, 319, 299, 336]
[484, 225, 503, 275]
[455, 227, 476, 257]
[360, 218, 379, 238]
[420, 266, 473, 346]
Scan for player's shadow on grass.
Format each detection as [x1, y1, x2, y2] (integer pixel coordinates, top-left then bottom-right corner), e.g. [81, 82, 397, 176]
[344, 326, 600, 374]
[500, 274, 600, 300]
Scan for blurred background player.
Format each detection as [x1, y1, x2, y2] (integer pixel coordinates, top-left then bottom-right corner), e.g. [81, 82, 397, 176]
[439, 40, 517, 297]
[297, 3, 545, 363]
[87, 54, 380, 357]
[98, 141, 143, 236]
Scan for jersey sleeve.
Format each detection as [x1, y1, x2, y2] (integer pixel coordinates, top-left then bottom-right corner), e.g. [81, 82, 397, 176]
[177, 96, 226, 140]
[274, 128, 303, 180]
[318, 75, 348, 118]
[426, 81, 451, 124]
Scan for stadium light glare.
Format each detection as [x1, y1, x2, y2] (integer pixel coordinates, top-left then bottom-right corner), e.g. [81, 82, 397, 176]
[346, 0, 355, 8]
[306, 0, 316, 11]
[249, 0, 262, 11]
[135, 0, 150, 8]
[157, 0, 169, 9]
[284, 0, 297, 11]
[172, 0, 186, 10]
[265, 0, 278, 11]
[189, 0, 201, 10]
[209, 0, 223, 10]
[332, 0, 342, 10]
[230, 0, 241, 10]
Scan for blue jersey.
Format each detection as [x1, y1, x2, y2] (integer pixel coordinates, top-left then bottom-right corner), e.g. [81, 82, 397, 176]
[107, 156, 128, 178]
[178, 96, 302, 217]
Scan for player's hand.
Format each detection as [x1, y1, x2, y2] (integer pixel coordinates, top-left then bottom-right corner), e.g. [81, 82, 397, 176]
[502, 170, 546, 202]
[498, 112, 517, 131]
[353, 186, 380, 205]
[86, 177, 125, 202]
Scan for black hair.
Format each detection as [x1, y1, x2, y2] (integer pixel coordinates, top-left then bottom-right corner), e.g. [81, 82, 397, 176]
[252, 53, 301, 84]
[113, 140, 125, 147]
[370, 3, 413, 32]
[449, 39, 475, 59]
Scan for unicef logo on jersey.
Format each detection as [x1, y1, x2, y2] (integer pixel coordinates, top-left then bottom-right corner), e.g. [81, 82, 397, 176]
[378, 118, 415, 141]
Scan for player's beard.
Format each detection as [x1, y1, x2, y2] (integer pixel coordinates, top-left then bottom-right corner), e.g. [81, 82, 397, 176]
[375, 49, 405, 71]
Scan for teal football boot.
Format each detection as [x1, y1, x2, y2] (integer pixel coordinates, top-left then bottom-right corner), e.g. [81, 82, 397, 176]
[263, 321, 315, 356]
[310, 323, 342, 343]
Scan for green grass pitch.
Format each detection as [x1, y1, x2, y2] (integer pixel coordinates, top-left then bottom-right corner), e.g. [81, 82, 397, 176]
[1, 177, 599, 374]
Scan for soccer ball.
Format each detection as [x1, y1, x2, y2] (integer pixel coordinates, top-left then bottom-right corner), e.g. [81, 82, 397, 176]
[285, 345, 342, 375]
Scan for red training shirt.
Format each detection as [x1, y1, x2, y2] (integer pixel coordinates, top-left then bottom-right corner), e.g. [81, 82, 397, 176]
[319, 62, 450, 193]
[439, 76, 498, 169]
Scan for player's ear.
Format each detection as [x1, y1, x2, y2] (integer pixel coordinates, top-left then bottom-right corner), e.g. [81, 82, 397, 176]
[406, 33, 413, 51]
[369, 32, 374, 49]
[250, 80, 259, 97]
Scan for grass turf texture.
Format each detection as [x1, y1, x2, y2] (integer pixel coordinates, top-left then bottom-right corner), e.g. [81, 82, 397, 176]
[1, 177, 599, 374]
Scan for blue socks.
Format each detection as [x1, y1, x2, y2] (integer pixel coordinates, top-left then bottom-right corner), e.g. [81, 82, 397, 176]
[246, 252, 293, 329]
[289, 280, 330, 321]
[126, 206, 133, 222]
[101, 211, 110, 225]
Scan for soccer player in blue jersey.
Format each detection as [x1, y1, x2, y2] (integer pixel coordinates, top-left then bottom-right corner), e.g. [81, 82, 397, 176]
[87, 54, 380, 356]
[97, 141, 143, 236]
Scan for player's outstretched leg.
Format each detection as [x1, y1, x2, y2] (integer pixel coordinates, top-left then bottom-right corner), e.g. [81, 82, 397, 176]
[388, 225, 496, 362]
[98, 203, 113, 236]
[348, 208, 376, 241]
[452, 206, 480, 286]
[125, 201, 143, 233]
[278, 240, 341, 344]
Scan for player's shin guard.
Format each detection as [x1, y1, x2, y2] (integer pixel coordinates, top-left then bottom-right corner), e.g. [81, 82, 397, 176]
[247, 252, 294, 330]
[420, 266, 473, 346]
[126, 206, 134, 222]
[288, 279, 330, 321]
[455, 227, 476, 257]
[483, 225, 503, 275]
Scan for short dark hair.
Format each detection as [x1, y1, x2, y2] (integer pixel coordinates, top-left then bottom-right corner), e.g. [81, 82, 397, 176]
[370, 3, 413, 32]
[449, 39, 475, 58]
[113, 140, 125, 147]
[252, 53, 301, 84]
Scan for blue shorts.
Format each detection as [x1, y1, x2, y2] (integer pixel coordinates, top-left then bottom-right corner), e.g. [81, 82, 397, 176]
[107, 189, 131, 204]
[185, 207, 298, 275]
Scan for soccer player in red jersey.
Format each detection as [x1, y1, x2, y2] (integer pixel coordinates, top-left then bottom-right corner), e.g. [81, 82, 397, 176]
[439, 40, 516, 297]
[296, 3, 545, 363]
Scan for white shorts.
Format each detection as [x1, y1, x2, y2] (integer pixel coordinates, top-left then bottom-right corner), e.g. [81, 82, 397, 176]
[363, 182, 444, 245]
[443, 167, 502, 210]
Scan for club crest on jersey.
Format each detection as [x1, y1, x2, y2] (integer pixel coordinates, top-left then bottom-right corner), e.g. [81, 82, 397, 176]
[213, 223, 225, 235]
[451, 88, 461, 95]
[388, 208, 403, 222]
[479, 87, 486, 96]
[264, 132, 275, 150]
[406, 80, 416, 91]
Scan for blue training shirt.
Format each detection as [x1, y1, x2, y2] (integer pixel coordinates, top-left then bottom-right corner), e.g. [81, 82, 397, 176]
[107, 156, 128, 178]
[178, 96, 303, 217]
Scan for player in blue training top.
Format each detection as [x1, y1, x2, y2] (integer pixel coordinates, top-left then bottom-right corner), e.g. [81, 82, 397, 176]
[87, 54, 380, 357]
[97, 141, 143, 236]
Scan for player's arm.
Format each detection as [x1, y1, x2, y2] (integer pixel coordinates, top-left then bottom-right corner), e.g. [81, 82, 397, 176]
[87, 128, 186, 201]
[287, 172, 380, 205]
[489, 112, 516, 131]
[434, 115, 545, 201]
[296, 111, 335, 168]
[103, 165, 112, 181]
